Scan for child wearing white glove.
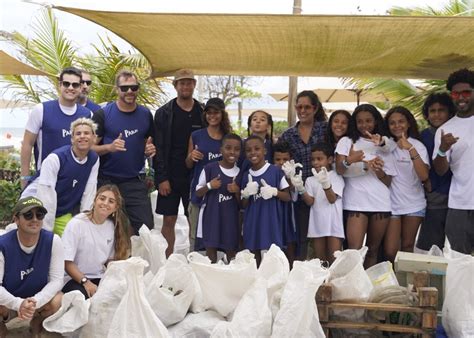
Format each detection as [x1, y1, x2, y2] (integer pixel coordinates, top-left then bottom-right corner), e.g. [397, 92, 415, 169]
[300, 143, 345, 264]
[241, 135, 291, 266]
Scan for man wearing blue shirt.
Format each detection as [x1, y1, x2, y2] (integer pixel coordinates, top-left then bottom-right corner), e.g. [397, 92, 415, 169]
[0, 197, 64, 336]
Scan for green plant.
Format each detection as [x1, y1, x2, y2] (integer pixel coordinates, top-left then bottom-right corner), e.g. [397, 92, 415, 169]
[0, 180, 21, 225]
[273, 121, 289, 139]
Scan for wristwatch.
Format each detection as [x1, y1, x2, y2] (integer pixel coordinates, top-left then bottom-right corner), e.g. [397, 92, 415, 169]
[342, 159, 351, 168]
[80, 277, 88, 285]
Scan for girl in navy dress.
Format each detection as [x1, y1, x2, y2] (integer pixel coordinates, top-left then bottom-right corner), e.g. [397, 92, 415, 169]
[196, 134, 242, 263]
[186, 98, 232, 249]
[241, 135, 291, 266]
[240, 110, 274, 172]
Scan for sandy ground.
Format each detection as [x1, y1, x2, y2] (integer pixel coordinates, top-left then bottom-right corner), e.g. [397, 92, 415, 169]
[5, 318, 60, 337]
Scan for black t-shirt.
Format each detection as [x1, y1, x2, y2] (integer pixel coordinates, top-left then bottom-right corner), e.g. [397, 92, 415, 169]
[169, 101, 203, 178]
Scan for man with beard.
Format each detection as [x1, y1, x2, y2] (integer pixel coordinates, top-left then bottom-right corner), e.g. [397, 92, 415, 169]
[92, 70, 156, 235]
[154, 69, 204, 257]
[433, 68, 474, 254]
[77, 70, 101, 113]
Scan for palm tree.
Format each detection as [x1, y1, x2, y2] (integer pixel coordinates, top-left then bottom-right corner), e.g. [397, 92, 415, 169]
[0, 8, 165, 108]
[346, 0, 473, 116]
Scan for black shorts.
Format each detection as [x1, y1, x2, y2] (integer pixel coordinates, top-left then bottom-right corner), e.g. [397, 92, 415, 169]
[416, 208, 448, 250]
[62, 278, 100, 299]
[156, 178, 190, 217]
[345, 210, 391, 220]
[445, 208, 474, 254]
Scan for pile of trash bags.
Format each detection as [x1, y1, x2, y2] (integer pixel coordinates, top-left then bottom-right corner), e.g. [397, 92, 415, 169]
[43, 226, 474, 338]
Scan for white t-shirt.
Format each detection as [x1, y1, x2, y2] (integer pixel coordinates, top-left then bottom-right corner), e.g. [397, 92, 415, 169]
[61, 213, 115, 280]
[390, 137, 429, 215]
[25, 103, 79, 170]
[433, 115, 474, 209]
[335, 136, 396, 211]
[305, 170, 345, 238]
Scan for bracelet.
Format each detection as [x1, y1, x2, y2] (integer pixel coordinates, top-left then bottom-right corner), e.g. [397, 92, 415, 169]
[408, 146, 415, 152]
[323, 185, 332, 191]
[206, 182, 212, 190]
[20, 175, 32, 181]
[411, 154, 421, 161]
[437, 149, 447, 157]
[298, 188, 306, 195]
[342, 159, 350, 168]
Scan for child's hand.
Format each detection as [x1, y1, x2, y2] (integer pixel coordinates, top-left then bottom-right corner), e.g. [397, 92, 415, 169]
[367, 156, 384, 172]
[312, 167, 331, 190]
[364, 130, 383, 145]
[209, 174, 221, 190]
[227, 176, 240, 193]
[282, 160, 303, 178]
[260, 179, 278, 200]
[347, 144, 365, 164]
[397, 132, 413, 150]
[241, 174, 259, 199]
[189, 145, 204, 162]
[290, 171, 305, 193]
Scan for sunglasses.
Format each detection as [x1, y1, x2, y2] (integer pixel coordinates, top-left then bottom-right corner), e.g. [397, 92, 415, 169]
[20, 210, 46, 221]
[451, 89, 473, 100]
[61, 81, 81, 89]
[118, 85, 140, 92]
[81, 80, 92, 86]
[295, 104, 315, 111]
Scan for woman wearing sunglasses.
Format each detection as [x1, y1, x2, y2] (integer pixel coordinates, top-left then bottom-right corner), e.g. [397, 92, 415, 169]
[0, 197, 64, 336]
[61, 184, 129, 299]
[279, 90, 328, 260]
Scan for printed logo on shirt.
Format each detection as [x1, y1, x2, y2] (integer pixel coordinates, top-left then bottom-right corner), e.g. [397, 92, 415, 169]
[124, 129, 138, 138]
[208, 153, 222, 161]
[20, 267, 34, 280]
[62, 129, 71, 138]
[72, 179, 78, 188]
[218, 194, 233, 203]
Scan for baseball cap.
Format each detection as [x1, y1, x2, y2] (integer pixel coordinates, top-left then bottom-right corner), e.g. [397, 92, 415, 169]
[13, 196, 48, 216]
[173, 69, 196, 85]
[204, 97, 226, 112]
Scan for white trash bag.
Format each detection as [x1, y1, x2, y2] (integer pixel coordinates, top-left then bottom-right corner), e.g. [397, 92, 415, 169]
[442, 248, 474, 338]
[107, 257, 169, 338]
[146, 254, 199, 326]
[168, 310, 226, 338]
[131, 225, 168, 274]
[80, 259, 129, 338]
[272, 259, 329, 338]
[43, 291, 90, 335]
[211, 278, 272, 338]
[187, 250, 257, 317]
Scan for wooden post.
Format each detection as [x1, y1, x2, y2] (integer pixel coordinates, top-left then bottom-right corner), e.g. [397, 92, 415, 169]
[287, 0, 302, 127]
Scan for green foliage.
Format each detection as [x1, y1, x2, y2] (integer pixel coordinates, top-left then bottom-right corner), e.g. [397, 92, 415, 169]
[273, 121, 289, 139]
[0, 180, 21, 224]
[231, 121, 248, 138]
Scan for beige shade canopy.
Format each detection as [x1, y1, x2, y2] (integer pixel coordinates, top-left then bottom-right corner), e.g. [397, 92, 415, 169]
[53, 7, 474, 80]
[0, 50, 48, 76]
[270, 88, 388, 104]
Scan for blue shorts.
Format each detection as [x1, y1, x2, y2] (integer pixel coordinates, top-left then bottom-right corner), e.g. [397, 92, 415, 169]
[391, 209, 426, 218]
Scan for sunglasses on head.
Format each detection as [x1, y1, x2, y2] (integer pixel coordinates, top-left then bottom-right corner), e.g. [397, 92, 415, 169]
[118, 85, 140, 92]
[20, 210, 46, 221]
[451, 89, 473, 100]
[81, 80, 92, 86]
[61, 81, 81, 89]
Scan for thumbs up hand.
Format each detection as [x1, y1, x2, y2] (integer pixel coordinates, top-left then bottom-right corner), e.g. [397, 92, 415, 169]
[209, 174, 222, 190]
[110, 132, 126, 152]
[189, 144, 204, 162]
[227, 176, 240, 193]
[241, 174, 259, 199]
[281, 160, 303, 179]
[290, 171, 305, 193]
[144, 136, 156, 157]
[439, 129, 459, 152]
[260, 179, 278, 200]
[312, 167, 331, 190]
[397, 132, 413, 150]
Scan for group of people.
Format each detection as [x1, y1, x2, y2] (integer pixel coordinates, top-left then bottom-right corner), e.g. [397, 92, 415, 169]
[1, 65, 473, 334]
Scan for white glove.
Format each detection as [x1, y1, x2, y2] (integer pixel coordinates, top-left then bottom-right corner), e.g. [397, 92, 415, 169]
[260, 179, 278, 200]
[312, 167, 331, 190]
[290, 171, 305, 193]
[241, 174, 259, 199]
[281, 160, 303, 178]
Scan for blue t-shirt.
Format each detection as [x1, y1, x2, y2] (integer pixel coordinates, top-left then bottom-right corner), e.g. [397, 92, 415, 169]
[34, 100, 91, 170]
[0, 229, 53, 299]
[85, 99, 101, 113]
[420, 128, 452, 195]
[95, 102, 153, 178]
[190, 128, 222, 205]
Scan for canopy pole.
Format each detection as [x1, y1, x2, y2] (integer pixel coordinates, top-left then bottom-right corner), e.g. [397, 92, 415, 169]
[287, 0, 302, 127]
